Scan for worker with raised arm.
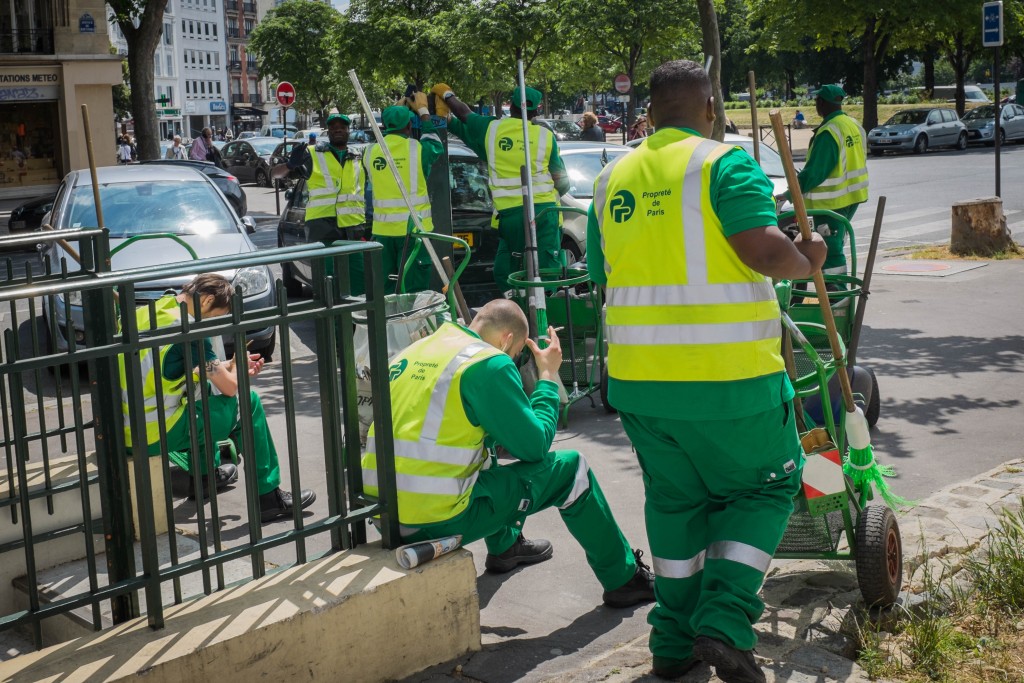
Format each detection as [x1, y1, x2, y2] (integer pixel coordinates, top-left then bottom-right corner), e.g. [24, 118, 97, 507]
[361, 299, 656, 608]
[362, 95, 444, 293]
[589, 60, 827, 682]
[433, 83, 571, 291]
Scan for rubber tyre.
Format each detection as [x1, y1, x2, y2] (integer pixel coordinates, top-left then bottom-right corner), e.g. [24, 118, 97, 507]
[255, 169, 270, 188]
[600, 362, 617, 414]
[865, 366, 880, 428]
[250, 332, 276, 363]
[1000, 128, 1007, 146]
[855, 505, 903, 607]
[913, 135, 928, 154]
[956, 131, 968, 150]
[562, 239, 582, 268]
[281, 262, 305, 298]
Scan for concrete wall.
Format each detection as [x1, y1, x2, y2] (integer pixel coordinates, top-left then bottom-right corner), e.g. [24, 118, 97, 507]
[60, 58, 124, 173]
[0, 544, 481, 683]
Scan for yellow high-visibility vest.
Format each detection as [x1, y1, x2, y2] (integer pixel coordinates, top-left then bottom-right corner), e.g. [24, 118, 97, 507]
[363, 135, 432, 237]
[118, 296, 192, 447]
[305, 146, 365, 228]
[804, 114, 869, 210]
[594, 129, 784, 383]
[361, 322, 500, 525]
[485, 117, 559, 211]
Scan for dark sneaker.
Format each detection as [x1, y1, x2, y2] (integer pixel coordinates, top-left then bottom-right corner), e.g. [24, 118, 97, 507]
[692, 636, 765, 683]
[652, 655, 700, 680]
[603, 549, 656, 607]
[188, 464, 239, 500]
[484, 536, 553, 573]
[259, 487, 316, 523]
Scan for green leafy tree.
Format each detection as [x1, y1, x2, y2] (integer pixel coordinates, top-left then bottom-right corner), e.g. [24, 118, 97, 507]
[107, 0, 168, 159]
[249, 0, 345, 124]
[697, 0, 726, 140]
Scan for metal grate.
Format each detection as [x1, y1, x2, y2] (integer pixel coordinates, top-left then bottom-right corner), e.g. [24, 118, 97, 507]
[777, 505, 850, 554]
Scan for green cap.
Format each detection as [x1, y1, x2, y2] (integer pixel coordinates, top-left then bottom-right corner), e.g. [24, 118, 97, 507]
[511, 86, 543, 111]
[382, 105, 414, 132]
[325, 113, 350, 125]
[817, 85, 846, 104]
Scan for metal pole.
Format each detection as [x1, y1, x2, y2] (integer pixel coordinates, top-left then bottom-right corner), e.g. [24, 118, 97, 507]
[517, 59, 547, 338]
[994, 46, 1002, 197]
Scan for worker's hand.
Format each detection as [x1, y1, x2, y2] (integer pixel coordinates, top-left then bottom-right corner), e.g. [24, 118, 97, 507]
[525, 326, 563, 383]
[794, 231, 828, 275]
[409, 91, 430, 117]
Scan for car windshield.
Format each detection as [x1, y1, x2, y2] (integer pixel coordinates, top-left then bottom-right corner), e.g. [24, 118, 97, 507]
[551, 120, 581, 134]
[963, 105, 996, 120]
[732, 140, 786, 177]
[450, 156, 492, 213]
[887, 111, 929, 125]
[64, 180, 238, 237]
[563, 149, 629, 198]
[251, 140, 279, 155]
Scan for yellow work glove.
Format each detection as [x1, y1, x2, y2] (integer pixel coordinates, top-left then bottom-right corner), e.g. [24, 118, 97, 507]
[431, 83, 453, 117]
[410, 91, 429, 117]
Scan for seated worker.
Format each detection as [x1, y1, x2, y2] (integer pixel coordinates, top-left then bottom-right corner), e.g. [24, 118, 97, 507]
[792, 110, 807, 129]
[361, 300, 655, 607]
[273, 113, 368, 295]
[119, 273, 316, 522]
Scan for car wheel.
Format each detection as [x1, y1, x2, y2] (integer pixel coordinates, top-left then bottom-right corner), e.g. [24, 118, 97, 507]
[255, 169, 270, 187]
[561, 239, 582, 268]
[913, 135, 928, 154]
[281, 262, 306, 298]
[999, 128, 1007, 146]
[251, 332, 276, 363]
[956, 131, 968, 150]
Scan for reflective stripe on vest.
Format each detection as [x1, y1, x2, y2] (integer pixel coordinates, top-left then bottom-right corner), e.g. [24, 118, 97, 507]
[595, 129, 784, 383]
[305, 146, 365, 228]
[485, 117, 558, 209]
[361, 323, 500, 525]
[804, 115, 869, 209]
[363, 136, 432, 236]
[118, 296, 189, 447]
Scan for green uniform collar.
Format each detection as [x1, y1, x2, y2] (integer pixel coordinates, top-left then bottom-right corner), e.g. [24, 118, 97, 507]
[328, 143, 347, 156]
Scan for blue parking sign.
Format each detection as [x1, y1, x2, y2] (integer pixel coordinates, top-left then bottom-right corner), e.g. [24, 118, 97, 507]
[983, 1, 1004, 48]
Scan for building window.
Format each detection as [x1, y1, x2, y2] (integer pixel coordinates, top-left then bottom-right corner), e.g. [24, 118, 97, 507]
[163, 22, 173, 45]
[201, 82, 206, 94]
[168, 86, 174, 105]
[216, 81, 221, 95]
[244, 19, 253, 34]
[166, 53, 174, 77]
[213, 24, 217, 38]
[185, 81, 190, 94]
[182, 19, 186, 32]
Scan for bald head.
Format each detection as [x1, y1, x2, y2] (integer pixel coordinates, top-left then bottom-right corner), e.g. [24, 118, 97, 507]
[648, 60, 714, 136]
[469, 299, 529, 355]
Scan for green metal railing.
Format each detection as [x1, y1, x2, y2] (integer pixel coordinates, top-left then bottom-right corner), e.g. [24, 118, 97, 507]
[0, 229, 399, 647]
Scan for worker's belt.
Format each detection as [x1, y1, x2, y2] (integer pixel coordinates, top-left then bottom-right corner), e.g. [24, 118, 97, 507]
[336, 226, 368, 240]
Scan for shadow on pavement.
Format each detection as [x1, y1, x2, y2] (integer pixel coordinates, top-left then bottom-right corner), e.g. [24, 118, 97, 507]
[859, 326, 1024, 378]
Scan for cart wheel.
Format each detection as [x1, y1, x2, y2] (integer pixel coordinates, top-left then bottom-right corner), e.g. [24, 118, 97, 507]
[855, 505, 902, 607]
[600, 363, 617, 414]
[865, 367, 880, 428]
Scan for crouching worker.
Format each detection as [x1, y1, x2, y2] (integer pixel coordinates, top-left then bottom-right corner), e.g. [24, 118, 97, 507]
[361, 299, 655, 607]
[119, 274, 316, 523]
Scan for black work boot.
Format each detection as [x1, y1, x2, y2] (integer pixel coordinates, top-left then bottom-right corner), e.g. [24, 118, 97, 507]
[188, 464, 239, 500]
[651, 656, 700, 680]
[484, 536, 553, 573]
[603, 549, 656, 607]
[259, 487, 316, 523]
[692, 636, 765, 683]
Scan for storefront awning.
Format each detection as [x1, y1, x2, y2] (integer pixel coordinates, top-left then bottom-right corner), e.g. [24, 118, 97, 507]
[232, 106, 267, 116]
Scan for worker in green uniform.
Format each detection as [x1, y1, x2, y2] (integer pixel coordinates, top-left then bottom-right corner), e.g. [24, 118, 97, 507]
[432, 83, 570, 292]
[778, 85, 868, 277]
[363, 98, 444, 293]
[361, 299, 655, 607]
[272, 113, 369, 295]
[588, 61, 827, 682]
[119, 274, 317, 522]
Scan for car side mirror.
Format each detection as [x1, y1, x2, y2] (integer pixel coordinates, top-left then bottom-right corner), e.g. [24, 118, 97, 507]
[284, 189, 293, 201]
[241, 216, 257, 235]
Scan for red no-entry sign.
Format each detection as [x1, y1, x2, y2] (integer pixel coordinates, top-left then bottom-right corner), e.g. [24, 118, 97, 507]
[613, 73, 631, 94]
[276, 81, 296, 107]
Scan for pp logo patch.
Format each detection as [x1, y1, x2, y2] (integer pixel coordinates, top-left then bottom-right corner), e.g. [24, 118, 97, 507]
[388, 358, 408, 381]
[609, 190, 636, 223]
[498, 137, 514, 151]
[845, 135, 855, 148]
[372, 157, 387, 171]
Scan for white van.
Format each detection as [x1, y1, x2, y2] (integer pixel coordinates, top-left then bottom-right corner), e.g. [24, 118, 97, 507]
[925, 85, 990, 104]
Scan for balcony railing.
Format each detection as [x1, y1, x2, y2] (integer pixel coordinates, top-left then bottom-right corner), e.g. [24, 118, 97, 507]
[246, 60, 258, 73]
[225, 0, 238, 10]
[243, 2, 257, 13]
[232, 93, 246, 104]
[229, 60, 241, 72]
[249, 94, 262, 105]
[0, 29, 54, 55]
[227, 27, 240, 38]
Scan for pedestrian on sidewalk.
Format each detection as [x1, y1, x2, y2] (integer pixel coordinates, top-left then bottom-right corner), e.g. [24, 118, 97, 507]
[361, 300, 656, 609]
[589, 59, 827, 683]
[580, 112, 606, 142]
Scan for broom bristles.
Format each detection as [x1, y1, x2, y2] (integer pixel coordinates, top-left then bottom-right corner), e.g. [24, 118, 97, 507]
[844, 444, 914, 509]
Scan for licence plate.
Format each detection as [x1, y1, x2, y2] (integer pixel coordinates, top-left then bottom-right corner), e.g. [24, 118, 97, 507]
[875, 139, 894, 144]
[453, 231, 474, 247]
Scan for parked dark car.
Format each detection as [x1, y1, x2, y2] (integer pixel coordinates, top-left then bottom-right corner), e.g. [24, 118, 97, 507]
[7, 195, 54, 235]
[221, 137, 280, 187]
[536, 118, 583, 141]
[140, 159, 248, 216]
[577, 115, 623, 134]
[269, 140, 306, 189]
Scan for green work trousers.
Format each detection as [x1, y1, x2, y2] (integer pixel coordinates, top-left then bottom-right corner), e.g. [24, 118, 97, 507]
[618, 403, 804, 659]
[494, 208, 562, 291]
[306, 217, 367, 296]
[405, 450, 637, 591]
[814, 204, 859, 274]
[375, 234, 432, 294]
[153, 391, 282, 496]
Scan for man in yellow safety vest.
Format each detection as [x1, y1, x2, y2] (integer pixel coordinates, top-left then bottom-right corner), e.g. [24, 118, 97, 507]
[589, 60, 827, 682]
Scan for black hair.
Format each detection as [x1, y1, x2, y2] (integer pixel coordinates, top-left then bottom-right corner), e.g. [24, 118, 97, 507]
[649, 60, 711, 105]
[181, 273, 233, 310]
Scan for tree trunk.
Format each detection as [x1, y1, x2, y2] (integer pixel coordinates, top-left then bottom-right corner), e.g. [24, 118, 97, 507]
[951, 197, 1019, 255]
[924, 47, 936, 94]
[697, 0, 725, 141]
[126, 35, 161, 160]
[861, 18, 880, 132]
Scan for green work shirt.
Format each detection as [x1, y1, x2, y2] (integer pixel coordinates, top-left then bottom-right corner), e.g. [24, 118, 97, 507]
[587, 126, 794, 421]
[448, 112, 572, 222]
[162, 337, 217, 382]
[456, 327, 560, 462]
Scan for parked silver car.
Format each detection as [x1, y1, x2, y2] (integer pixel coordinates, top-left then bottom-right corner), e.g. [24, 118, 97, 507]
[963, 103, 1024, 146]
[868, 108, 968, 155]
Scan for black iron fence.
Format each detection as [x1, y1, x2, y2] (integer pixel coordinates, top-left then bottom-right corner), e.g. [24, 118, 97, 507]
[0, 30, 53, 55]
[0, 229, 399, 648]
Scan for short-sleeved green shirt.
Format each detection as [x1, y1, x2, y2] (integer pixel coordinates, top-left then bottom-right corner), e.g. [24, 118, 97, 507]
[587, 127, 793, 421]
[162, 338, 217, 381]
